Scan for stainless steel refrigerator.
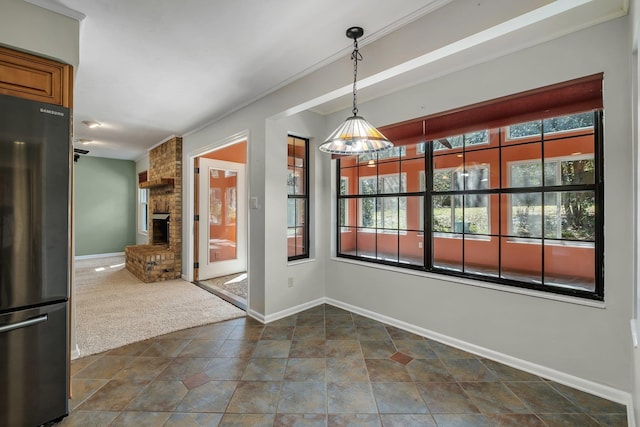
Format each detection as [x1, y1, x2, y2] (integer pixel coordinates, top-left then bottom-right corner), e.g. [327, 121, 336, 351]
[0, 94, 70, 426]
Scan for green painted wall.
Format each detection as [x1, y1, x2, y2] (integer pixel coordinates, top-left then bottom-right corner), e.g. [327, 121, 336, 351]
[74, 156, 136, 256]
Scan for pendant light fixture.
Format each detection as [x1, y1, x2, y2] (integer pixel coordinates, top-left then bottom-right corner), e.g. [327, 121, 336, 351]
[319, 27, 393, 154]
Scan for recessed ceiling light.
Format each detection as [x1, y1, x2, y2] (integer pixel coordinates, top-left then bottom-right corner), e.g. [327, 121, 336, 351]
[82, 120, 102, 128]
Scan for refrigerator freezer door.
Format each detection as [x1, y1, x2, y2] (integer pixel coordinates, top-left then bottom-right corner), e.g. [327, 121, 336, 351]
[0, 302, 69, 426]
[0, 94, 70, 311]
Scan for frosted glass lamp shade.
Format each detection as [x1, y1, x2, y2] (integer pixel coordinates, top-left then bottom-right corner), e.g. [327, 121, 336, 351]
[319, 115, 393, 154]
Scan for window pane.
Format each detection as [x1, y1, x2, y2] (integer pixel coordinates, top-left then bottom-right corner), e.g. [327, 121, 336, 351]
[339, 225, 356, 255]
[399, 231, 424, 266]
[356, 228, 376, 259]
[433, 195, 462, 233]
[544, 243, 595, 292]
[379, 173, 401, 194]
[543, 111, 594, 133]
[339, 198, 356, 229]
[405, 195, 423, 232]
[433, 152, 463, 188]
[287, 198, 296, 227]
[401, 158, 424, 192]
[359, 197, 376, 228]
[508, 120, 541, 139]
[510, 162, 542, 188]
[463, 194, 490, 235]
[377, 230, 398, 262]
[340, 172, 358, 196]
[359, 176, 377, 195]
[380, 196, 401, 229]
[560, 159, 595, 185]
[464, 236, 498, 278]
[544, 191, 595, 241]
[509, 193, 542, 238]
[501, 237, 542, 284]
[465, 148, 497, 189]
[433, 233, 462, 272]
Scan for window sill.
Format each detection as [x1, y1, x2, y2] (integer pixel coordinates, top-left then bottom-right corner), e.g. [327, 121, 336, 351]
[329, 256, 606, 309]
[288, 257, 316, 266]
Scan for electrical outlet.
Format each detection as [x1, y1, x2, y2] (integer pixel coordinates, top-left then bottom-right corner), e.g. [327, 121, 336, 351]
[288, 277, 294, 288]
[418, 242, 423, 249]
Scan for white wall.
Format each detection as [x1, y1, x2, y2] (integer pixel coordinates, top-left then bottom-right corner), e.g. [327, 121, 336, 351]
[0, 0, 79, 67]
[325, 16, 633, 395]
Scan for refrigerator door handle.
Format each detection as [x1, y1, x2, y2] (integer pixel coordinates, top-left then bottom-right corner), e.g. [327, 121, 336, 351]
[0, 314, 48, 334]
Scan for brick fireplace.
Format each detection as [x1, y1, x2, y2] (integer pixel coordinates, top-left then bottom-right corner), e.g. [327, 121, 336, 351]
[125, 136, 182, 283]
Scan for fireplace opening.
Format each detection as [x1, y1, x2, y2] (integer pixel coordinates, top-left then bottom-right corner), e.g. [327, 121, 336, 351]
[152, 213, 170, 245]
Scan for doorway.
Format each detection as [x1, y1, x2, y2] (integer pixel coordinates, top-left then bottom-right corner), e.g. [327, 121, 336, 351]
[194, 140, 248, 310]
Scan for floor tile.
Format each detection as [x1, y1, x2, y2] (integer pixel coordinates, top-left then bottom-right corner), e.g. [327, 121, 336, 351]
[57, 410, 120, 426]
[385, 326, 426, 341]
[585, 413, 628, 426]
[293, 326, 326, 340]
[158, 357, 212, 381]
[126, 380, 188, 411]
[479, 359, 541, 382]
[326, 357, 369, 382]
[356, 325, 391, 341]
[178, 339, 225, 357]
[484, 413, 546, 426]
[360, 340, 396, 359]
[112, 356, 173, 381]
[182, 372, 210, 389]
[290, 339, 326, 358]
[406, 359, 455, 383]
[327, 414, 381, 426]
[192, 323, 235, 340]
[218, 413, 275, 426]
[504, 381, 581, 413]
[393, 340, 438, 359]
[226, 381, 281, 413]
[204, 357, 250, 380]
[274, 413, 327, 426]
[327, 382, 377, 413]
[429, 341, 477, 359]
[285, 358, 326, 382]
[261, 325, 295, 340]
[73, 355, 136, 379]
[459, 381, 529, 414]
[252, 340, 292, 358]
[365, 359, 412, 382]
[371, 382, 429, 414]
[110, 411, 171, 426]
[140, 339, 191, 358]
[78, 378, 150, 411]
[325, 340, 362, 358]
[296, 316, 325, 327]
[443, 359, 498, 382]
[325, 326, 358, 340]
[106, 340, 154, 356]
[175, 380, 237, 412]
[431, 413, 490, 426]
[379, 414, 436, 426]
[416, 382, 479, 414]
[324, 315, 354, 329]
[536, 413, 601, 426]
[164, 412, 224, 426]
[241, 358, 287, 381]
[549, 382, 628, 413]
[69, 378, 109, 410]
[278, 382, 326, 414]
[215, 340, 257, 358]
[70, 355, 102, 376]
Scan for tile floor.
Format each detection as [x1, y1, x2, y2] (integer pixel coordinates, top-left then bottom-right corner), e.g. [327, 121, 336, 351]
[59, 304, 628, 426]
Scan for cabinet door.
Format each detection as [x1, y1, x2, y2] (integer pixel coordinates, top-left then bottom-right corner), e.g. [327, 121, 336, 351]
[0, 46, 73, 107]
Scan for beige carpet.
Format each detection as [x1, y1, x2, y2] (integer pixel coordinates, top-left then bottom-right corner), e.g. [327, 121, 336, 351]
[74, 255, 246, 359]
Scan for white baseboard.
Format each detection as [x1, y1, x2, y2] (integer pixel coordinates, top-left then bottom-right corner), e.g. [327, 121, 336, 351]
[325, 297, 634, 416]
[247, 309, 266, 324]
[74, 252, 125, 260]
[263, 298, 326, 324]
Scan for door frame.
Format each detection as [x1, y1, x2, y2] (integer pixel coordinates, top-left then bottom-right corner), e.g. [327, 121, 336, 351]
[185, 131, 250, 292]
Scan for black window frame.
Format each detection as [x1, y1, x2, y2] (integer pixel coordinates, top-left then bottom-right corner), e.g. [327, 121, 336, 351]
[336, 111, 604, 301]
[288, 135, 310, 261]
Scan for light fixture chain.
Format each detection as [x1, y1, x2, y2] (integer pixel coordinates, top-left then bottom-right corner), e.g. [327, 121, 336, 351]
[351, 38, 362, 116]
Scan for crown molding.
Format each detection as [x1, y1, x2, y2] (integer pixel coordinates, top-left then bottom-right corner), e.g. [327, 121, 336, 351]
[23, 0, 85, 21]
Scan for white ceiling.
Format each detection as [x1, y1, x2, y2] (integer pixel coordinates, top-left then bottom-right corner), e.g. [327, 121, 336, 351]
[38, 0, 451, 160]
[31, 0, 628, 161]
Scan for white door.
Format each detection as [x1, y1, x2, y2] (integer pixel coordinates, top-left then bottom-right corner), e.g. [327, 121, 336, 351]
[198, 158, 246, 279]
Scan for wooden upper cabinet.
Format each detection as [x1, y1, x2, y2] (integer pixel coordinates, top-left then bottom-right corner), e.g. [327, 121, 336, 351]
[0, 45, 73, 108]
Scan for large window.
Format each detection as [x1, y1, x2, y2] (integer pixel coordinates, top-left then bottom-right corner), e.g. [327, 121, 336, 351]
[287, 135, 309, 260]
[337, 109, 603, 300]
